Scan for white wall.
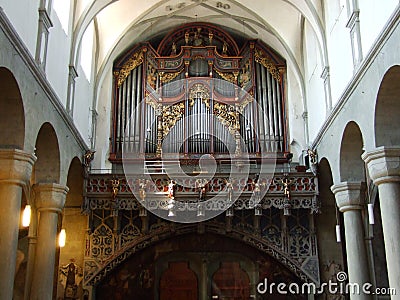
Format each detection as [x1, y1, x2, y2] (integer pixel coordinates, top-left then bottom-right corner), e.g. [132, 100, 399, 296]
[286, 66, 306, 159]
[73, 64, 93, 146]
[303, 21, 326, 142]
[46, 7, 70, 106]
[93, 70, 113, 170]
[0, 0, 39, 56]
[324, 0, 353, 106]
[358, 0, 398, 57]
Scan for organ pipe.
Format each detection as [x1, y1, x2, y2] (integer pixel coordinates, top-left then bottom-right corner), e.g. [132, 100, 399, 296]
[113, 53, 285, 158]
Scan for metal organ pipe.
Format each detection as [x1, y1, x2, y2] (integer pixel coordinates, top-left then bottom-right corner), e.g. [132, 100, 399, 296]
[115, 62, 285, 156]
[271, 72, 279, 152]
[255, 63, 264, 151]
[260, 65, 269, 151]
[124, 69, 133, 151]
[266, 70, 275, 152]
[276, 78, 283, 151]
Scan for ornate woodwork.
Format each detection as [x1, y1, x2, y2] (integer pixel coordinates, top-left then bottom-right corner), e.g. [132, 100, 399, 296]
[82, 172, 320, 288]
[110, 22, 287, 162]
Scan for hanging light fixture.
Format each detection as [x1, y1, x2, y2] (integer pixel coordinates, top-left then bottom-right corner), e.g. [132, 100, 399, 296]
[335, 225, 341, 243]
[335, 206, 341, 243]
[22, 205, 31, 227]
[59, 229, 66, 248]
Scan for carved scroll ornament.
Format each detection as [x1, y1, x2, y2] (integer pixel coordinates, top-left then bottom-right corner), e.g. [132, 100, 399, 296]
[115, 49, 145, 87]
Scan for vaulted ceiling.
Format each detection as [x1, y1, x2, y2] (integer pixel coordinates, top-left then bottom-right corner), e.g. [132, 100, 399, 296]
[72, 0, 327, 89]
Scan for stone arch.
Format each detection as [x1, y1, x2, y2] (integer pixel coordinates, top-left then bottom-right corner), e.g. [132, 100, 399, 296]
[316, 158, 346, 278]
[55, 156, 86, 299]
[375, 65, 400, 147]
[33, 122, 61, 183]
[339, 121, 365, 182]
[65, 157, 84, 207]
[0, 67, 25, 149]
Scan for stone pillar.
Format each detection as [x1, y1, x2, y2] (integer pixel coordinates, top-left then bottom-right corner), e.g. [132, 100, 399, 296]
[0, 149, 36, 300]
[331, 182, 371, 300]
[30, 183, 68, 300]
[362, 147, 400, 295]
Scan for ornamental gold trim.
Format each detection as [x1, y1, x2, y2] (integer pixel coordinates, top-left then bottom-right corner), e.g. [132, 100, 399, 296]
[254, 48, 281, 82]
[115, 49, 145, 87]
[214, 69, 236, 84]
[213, 102, 238, 135]
[189, 84, 210, 107]
[159, 69, 183, 83]
[162, 102, 185, 136]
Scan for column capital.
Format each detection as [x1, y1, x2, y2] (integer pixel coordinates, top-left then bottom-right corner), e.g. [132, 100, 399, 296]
[362, 146, 400, 185]
[0, 149, 36, 185]
[33, 183, 69, 213]
[331, 181, 366, 212]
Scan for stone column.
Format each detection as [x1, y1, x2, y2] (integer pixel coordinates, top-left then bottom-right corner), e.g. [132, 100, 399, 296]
[0, 149, 36, 300]
[362, 147, 400, 295]
[331, 182, 371, 300]
[30, 183, 68, 300]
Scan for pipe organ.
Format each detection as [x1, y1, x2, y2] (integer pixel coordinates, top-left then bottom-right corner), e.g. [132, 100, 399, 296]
[110, 23, 287, 162]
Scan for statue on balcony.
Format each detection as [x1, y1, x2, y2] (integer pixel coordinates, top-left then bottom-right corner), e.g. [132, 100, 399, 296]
[168, 180, 176, 200]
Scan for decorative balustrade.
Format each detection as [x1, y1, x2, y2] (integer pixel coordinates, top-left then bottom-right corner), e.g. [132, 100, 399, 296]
[83, 172, 319, 213]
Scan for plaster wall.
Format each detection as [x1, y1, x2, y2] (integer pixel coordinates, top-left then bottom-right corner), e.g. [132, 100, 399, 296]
[313, 8, 400, 184]
[0, 11, 87, 185]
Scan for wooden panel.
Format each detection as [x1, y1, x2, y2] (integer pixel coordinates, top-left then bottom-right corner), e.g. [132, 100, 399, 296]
[160, 261, 198, 300]
[212, 262, 250, 300]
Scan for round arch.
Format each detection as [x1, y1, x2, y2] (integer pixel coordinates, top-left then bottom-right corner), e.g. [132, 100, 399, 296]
[34, 122, 61, 183]
[339, 121, 365, 182]
[0, 67, 25, 149]
[65, 156, 84, 207]
[316, 157, 346, 278]
[375, 65, 400, 147]
[85, 224, 316, 288]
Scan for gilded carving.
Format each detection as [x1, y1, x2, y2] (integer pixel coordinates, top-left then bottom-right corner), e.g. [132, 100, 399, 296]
[214, 69, 236, 84]
[159, 69, 183, 83]
[254, 48, 281, 82]
[116, 49, 145, 87]
[189, 84, 210, 107]
[239, 61, 251, 87]
[213, 102, 238, 135]
[162, 102, 185, 136]
[147, 64, 157, 89]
